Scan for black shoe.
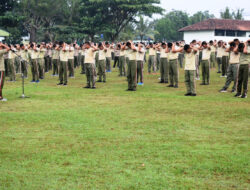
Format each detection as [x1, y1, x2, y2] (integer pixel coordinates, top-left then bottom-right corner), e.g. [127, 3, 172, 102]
[200, 83, 206, 85]
[131, 89, 136, 91]
[63, 83, 67, 86]
[164, 81, 169, 84]
[57, 83, 63, 85]
[83, 86, 90, 88]
[97, 80, 102, 82]
[205, 83, 209, 85]
[219, 88, 227, 93]
[126, 89, 132, 91]
[234, 93, 241, 98]
[191, 93, 197, 96]
[231, 89, 235, 93]
[103, 81, 106, 83]
[241, 94, 247, 98]
[185, 93, 192, 96]
[167, 85, 174, 87]
[159, 81, 164, 83]
[174, 85, 178, 88]
[92, 86, 96, 89]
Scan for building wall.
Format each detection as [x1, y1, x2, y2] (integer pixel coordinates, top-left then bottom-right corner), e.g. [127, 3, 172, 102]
[183, 31, 250, 43]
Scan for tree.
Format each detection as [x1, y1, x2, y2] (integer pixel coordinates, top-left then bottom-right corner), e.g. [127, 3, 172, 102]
[190, 11, 214, 24]
[135, 16, 153, 42]
[232, 9, 244, 20]
[103, 0, 163, 41]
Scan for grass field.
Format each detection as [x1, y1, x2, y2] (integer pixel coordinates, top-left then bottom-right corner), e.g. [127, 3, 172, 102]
[0, 62, 249, 190]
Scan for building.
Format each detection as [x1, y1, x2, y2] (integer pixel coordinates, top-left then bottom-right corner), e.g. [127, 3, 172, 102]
[179, 19, 250, 43]
[0, 29, 10, 42]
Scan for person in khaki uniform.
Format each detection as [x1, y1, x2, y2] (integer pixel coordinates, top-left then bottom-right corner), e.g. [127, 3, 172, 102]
[0, 43, 10, 101]
[119, 43, 126, 77]
[157, 42, 169, 84]
[146, 43, 156, 74]
[73, 44, 79, 68]
[136, 43, 145, 85]
[167, 43, 181, 88]
[28, 43, 39, 83]
[20, 44, 29, 78]
[105, 42, 113, 72]
[52, 44, 59, 76]
[209, 40, 216, 69]
[83, 42, 98, 89]
[199, 41, 211, 85]
[7, 45, 16, 82]
[37, 44, 46, 79]
[183, 44, 198, 96]
[80, 45, 86, 74]
[235, 41, 250, 98]
[57, 42, 69, 86]
[123, 41, 137, 91]
[215, 41, 224, 74]
[220, 42, 240, 93]
[97, 43, 107, 83]
[68, 44, 75, 78]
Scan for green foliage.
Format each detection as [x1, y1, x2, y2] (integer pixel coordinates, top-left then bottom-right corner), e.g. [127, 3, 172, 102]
[154, 10, 214, 41]
[220, 7, 244, 20]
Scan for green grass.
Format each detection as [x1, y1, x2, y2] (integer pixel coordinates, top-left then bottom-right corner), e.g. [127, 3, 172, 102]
[0, 62, 249, 190]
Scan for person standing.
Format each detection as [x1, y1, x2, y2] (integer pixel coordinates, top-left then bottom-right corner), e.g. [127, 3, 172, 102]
[105, 42, 112, 72]
[57, 42, 69, 86]
[199, 41, 211, 85]
[28, 43, 39, 83]
[97, 43, 107, 83]
[113, 46, 120, 68]
[235, 41, 250, 98]
[147, 43, 156, 74]
[80, 45, 86, 74]
[158, 42, 169, 84]
[119, 43, 126, 77]
[0, 43, 10, 101]
[20, 44, 29, 78]
[183, 44, 198, 96]
[219, 42, 240, 93]
[167, 43, 181, 88]
[73, 44, 79, 68]
[221, 42, 229, 77]
[136, 43, 145, 85]
[83, 42, 98, 89]
[37, 44, 46, 79]
[209, 40, 216, 69]
[125, 41, 138, 91]
[68, 44, 75, 78]
[216, 41, 224, 74]
[7, 45, 16, 82]
[52, 44, 59, 76]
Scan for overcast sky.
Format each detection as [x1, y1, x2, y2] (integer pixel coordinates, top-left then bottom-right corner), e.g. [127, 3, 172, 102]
[156, 0, 250, 19]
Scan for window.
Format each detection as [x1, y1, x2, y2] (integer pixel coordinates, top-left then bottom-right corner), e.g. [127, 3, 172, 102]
[237, 31, 246, 37]
[215, 30, 225, 36]
[226, 30, 236, 37]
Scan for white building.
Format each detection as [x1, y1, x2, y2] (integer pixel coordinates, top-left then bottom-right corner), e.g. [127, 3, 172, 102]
[179, 19, 250, 43]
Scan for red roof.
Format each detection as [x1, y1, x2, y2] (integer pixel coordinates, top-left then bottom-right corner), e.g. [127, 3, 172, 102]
[179, 19, 250, 32]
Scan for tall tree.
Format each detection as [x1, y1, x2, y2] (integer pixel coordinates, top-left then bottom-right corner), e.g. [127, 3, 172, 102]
[232, 9, 244, 20]
[135, 16, 153, 42]
[220, 7, 233, 19]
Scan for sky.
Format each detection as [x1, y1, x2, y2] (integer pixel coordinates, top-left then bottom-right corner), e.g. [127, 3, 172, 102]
[155, 0, 250, 19]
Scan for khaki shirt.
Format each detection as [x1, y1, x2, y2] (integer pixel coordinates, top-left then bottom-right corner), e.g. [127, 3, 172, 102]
[120, 49, 125, 56]
[68, 47, 74, 60]
[84, 48, 95, 64]
[202, 48, 211, 60]
[217, 47, 224, 58]
[229, 52, 240, 64]
[136, 48, 145, 61]
[160, 48, 168, 58]
[149, 48, 156, 56]
[0, 49, 7, 71]
[52, 49, 59, 60]
[184, 51, 196, 70]
[168, 51, 178, 60]
[59, 47, 69, 62]
[39, 48, 46, 59]
[20, 50, 29, 61]
[105, 47, 112, 58]
[128, 48, 137, 61]
[98, 49, 106, 61]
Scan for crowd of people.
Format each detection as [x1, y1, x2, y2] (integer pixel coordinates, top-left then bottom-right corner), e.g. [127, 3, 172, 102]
[0, 38, 249, 101]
